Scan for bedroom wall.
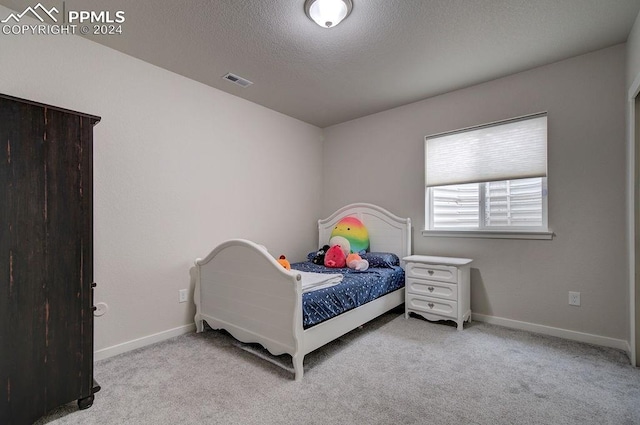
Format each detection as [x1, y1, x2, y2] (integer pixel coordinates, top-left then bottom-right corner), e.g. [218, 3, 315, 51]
[0, 5, 324, 356]
[627, 11, 640, 89]
[626, 10, 640, 365]
[322, 44, 629, 345]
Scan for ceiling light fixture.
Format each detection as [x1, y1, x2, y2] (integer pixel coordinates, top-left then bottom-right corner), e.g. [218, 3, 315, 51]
[304, 0, 353, 29]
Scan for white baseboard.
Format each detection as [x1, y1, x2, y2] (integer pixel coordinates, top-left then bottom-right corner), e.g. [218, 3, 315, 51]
[472, 313, 631, 357]
[94, 323, 196, 361]
[94, 316, 634, 364]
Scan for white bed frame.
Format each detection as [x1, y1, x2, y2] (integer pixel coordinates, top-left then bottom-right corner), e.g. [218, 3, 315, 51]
[194, 203, 411, 380]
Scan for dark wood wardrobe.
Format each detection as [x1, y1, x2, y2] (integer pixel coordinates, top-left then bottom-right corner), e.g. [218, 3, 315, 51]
[0, 94, 100, 424]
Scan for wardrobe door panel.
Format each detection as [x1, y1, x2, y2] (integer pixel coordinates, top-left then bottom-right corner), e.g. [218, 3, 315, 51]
[42, 109, 93, 409]
[0, 95, 99, 425]
[1, 99, 49, 424]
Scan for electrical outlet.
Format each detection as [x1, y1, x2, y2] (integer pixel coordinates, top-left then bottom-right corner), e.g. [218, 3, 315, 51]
[179, 289, 188, 303]
[94, 302, 108, 317]
[569, 291, 580, 306]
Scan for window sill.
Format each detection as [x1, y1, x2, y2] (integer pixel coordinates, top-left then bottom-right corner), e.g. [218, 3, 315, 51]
[421, 230, 554, 240]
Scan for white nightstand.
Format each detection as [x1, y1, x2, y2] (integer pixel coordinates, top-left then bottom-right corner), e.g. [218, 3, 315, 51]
[403, 255, 473, 330]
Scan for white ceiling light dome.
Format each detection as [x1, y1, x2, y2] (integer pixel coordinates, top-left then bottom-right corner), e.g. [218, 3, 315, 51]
[304, 0, 353, 28]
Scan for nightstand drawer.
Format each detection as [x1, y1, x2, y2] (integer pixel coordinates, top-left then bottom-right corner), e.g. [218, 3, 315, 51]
[405, 262, 458, 284]
[407, 294, 457, 319]
[407, 278, 457, 301]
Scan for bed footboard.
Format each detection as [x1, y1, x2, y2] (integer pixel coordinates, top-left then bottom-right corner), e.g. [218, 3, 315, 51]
[194, 239, 304, 362]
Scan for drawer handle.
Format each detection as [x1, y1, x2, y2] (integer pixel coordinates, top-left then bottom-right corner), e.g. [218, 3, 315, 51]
[428, 270, 434, 275]
[427, 302, 435, 309]
[428, 287, 434, 292]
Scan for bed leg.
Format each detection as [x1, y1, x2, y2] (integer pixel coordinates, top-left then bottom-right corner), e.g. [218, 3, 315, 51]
[292, 354, 304, 381]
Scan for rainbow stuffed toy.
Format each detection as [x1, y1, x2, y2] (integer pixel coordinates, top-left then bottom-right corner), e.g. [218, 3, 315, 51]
[330, 217, 369, 254]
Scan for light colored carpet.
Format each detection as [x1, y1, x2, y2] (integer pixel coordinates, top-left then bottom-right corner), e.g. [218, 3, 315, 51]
[35, 309, 640, 425]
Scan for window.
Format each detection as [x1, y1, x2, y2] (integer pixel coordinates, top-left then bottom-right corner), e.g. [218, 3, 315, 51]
[429, 177, 546, 230]
[424, 113, 551, 239]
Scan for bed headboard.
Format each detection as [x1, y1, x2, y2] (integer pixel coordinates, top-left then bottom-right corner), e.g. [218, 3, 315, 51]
[318, 203, 411, 260]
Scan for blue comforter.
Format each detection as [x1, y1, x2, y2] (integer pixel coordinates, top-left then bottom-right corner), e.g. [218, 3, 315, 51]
[291, 262, 405, 329]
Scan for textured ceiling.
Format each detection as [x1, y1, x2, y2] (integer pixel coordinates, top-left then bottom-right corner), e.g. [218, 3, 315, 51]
[2, 0, 639, 127]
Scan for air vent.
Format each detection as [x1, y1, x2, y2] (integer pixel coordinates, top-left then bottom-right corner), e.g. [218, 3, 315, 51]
[222, 73, 253, 88]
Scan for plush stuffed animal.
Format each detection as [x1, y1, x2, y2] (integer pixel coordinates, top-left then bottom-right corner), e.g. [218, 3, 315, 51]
[346, 253, 369, 271]
[312, 245, 331, 265]
[277, 255, 291, 270]
[329, 236, 350, 258]
[324, 245, 346, 268]
[330, 217, 369, 254]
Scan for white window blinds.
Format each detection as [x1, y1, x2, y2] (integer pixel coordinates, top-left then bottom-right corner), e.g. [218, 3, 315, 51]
[425, 113, 547, 187]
